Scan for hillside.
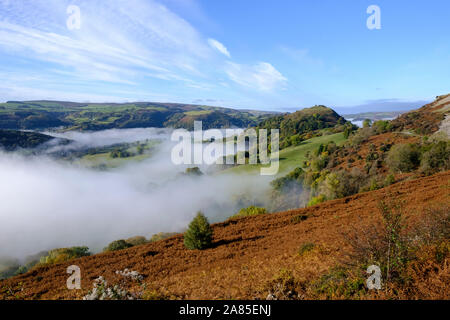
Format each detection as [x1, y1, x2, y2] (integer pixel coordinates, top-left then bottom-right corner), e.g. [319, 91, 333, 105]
[256, 105, 351, 149]
[221, 132, 346, 176]
[0, 129, 55, 151]
[1, 170, 448, 300]
[391, 93, 450, 134]
[0, 101, 276, 131]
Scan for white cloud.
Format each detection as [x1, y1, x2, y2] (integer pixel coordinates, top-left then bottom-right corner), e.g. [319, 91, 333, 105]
[225, 62, 287, 92]
[207, 38, 230, 58]
[0, 0, 213, 88]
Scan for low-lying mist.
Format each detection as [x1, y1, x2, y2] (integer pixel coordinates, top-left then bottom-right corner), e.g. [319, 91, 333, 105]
[0, 128, 272, 260]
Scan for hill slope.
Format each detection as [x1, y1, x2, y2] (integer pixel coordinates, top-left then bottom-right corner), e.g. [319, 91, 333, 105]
[391, 93, 450, 134]
[0, 101, 276, 131]
[0, 129, 55, 151]
[257, 105, 350, 149]
[1, 170, 448, 300]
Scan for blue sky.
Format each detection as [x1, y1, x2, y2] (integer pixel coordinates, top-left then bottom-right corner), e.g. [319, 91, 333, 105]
[0, 0, 449, 112]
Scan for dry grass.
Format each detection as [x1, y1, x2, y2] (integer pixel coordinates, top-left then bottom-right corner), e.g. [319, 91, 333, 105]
[1, 171, 449, 300]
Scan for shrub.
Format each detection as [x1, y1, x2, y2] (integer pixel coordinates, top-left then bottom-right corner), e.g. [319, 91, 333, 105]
[231, 206, 267, 219]
[384, 174, 395, 186]
[298, 242, 315, 256]
[270, 167, 304, 191]
[291, 214, 308, 224]
[266, 269, 298, 300]
[386, 143, 420, 173]
[372, 120, 392, 134]
[125, 236, 148, 246]
[319, 168, 366, 200]
[185, 167, 203, 176]
[362, 119, 372, 128]
[39, 246, 91, 265]
[348, 127, 374, 146]
[184, 212, 213, 250]
[307, 194, 326, 207]
[149, 232, 177, 242]
[345, 201, 449, 291]
[420, 141, 450, 175]
[311, 267, 366, 299]
[103, 240, 133, 252]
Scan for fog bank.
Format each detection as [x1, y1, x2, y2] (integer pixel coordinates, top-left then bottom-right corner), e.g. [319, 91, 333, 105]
[0, 128, 272, 259]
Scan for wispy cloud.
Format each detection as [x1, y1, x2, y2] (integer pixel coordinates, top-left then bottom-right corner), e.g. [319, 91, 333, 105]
[0, 0, 214, 94]
[225, 62, 287, 92]
[207, 38, 230, 58]
[0, 0, 289, 105]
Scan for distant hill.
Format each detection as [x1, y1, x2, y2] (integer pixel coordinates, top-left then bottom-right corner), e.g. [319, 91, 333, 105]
[0, 101, 277, 131]
[343, 111, 405, 122]
[256, 105, 350, 149]
[0, 129, 55, 151]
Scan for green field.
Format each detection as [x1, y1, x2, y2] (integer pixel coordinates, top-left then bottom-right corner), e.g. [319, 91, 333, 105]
[74, 140, 159, 169]
[79, 152, 151, 169]
[220, 132, 346, 176]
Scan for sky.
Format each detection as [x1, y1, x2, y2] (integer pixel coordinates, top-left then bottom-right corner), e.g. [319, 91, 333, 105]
[0, 0, 449, 113]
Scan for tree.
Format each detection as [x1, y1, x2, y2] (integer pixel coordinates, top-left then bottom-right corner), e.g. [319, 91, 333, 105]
[362, 119, 372, 128]
[185, 167, 203, 176]
[386, 144, 420, 173]
[103, 240, 133, 252]
[420, 141, 450, 175]
[184, 212, 213, 250]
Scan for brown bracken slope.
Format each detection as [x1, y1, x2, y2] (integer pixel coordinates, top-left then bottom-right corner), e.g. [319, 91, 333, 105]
[391, 93, 450, 134]
[1, 170, 449, 300]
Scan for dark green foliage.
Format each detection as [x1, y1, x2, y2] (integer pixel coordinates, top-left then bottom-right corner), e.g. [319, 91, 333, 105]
[0, 129, 54, 151]
[386, 143, 420, 173]
[307, 194, 327, 206]
[291, 214, 309, 224]
[348, 127, 374, 146]
[39, 246, 91, 265]
[125, 236, 148, 246]
[362, 119, 372, 128]
[257, 106, 349, 149]
[231, 206, 267, 219]
[271, 167, 304, 191]
[311, 267, 366, 299]
[372, 120, 393, 134]
[384, 174, 395, 186]
[184, 167, 203, 176]
[420, 140, 450, 175]
[184, 212, 213, 250]
[103, 240, 133, 252]
[343, 124, 355, 139]
[149, 232, 177, 242]
[110, 148, 132, 158]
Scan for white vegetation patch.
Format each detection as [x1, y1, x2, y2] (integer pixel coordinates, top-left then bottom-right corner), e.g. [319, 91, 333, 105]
[437, 114, 450, 138]
[83, 276, 134, 300]
[116, 268, 144, 281]
[83, 270, 143, 300]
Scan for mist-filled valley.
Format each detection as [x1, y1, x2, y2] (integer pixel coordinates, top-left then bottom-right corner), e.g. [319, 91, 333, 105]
[0, 128, 273, 261]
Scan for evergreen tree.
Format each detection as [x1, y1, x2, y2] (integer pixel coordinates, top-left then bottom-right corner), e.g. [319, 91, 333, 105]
[184, 212, 213, 250]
